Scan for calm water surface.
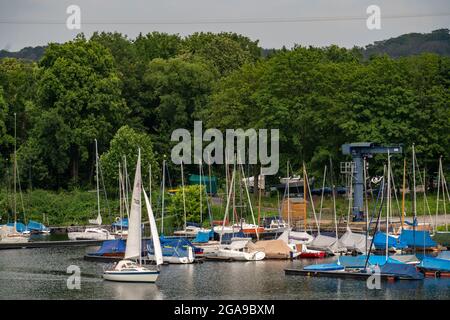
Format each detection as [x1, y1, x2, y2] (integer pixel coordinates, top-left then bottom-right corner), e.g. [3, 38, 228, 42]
[0, 242, 449, 300]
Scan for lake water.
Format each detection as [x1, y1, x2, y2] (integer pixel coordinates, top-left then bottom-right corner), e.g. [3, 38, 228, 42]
[0, 243, 449, 300]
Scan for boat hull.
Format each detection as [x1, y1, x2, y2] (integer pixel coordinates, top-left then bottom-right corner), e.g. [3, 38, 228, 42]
[103, 270, 159, 283]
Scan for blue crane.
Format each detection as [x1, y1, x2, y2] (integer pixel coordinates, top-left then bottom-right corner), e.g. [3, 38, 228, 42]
[342, 142, 403, 221]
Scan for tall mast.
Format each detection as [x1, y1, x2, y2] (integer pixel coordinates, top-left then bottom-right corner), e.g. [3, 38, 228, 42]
[412, 144, 417, 254]
[149, 164, 152, 205]
[401, 158, 406, 229]
[161, 159, 165, 234]
[318, 165, 327, 235]
[208, 155, 213, 226]
[95, 139, 101, 225]
[303, 163, 307, 232]
[287, 161, 290, 228]
[220, 168, 235, 244]
[13, 113, 17, 231]
[363, 157, 368, 255]
[119, 163, 123, 236]
[199, 160, 202, 225]
[386, 150, 391, 261]
[258, 168, 262, 228]
[181, 160, 187, 231]
[330, 158, 338, 240]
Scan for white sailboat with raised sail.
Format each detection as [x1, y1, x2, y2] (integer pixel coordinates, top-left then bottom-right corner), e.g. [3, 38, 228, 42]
[68, 139, 114, 241]
[103, 150, 163, 283]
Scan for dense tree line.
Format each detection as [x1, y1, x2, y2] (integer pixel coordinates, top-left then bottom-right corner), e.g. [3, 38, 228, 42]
[0, 31, 448, 192]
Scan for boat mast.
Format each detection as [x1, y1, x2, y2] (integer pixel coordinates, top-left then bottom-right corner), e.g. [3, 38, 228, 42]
[199, 159, 202, 225]
[386, 150, 391, 261]
[240, 162, 259, 240]
[287, 161, 290, 228]
[330, 158, 338, 240]
[401, 158, 406, 229]
[412, 144, 417, 254]
[208, 155, 213, 226]
[363, 157, 369, 255]
[181, 160, 187, 231]
[149, 164, 152, 205]
[220, 167, 235, 244]
[318, 165, 327, 235]
[119, 163, 123, 236]
[161, 159, 165, 235]
[13, 112, 17, 232]
[258, 167, 262, 228]
[95, 139, 101, 225]
[302, 163, 307, 232]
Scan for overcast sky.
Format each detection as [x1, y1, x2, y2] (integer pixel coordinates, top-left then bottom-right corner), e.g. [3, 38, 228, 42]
[0, 0, 449, 51]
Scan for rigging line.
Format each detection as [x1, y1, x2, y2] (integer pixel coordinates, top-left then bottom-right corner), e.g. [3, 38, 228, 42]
[1, 12, 449, 25]
[413, 151, 433, 232]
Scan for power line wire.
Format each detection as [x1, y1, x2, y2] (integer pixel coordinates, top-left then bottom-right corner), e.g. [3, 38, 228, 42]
[0, 12, 449, 25]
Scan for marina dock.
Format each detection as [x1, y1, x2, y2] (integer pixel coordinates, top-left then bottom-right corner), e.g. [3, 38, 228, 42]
[0, 239, 105, 250]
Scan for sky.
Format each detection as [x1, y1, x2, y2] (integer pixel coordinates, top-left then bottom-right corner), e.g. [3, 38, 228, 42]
[0, 0, 449, 51]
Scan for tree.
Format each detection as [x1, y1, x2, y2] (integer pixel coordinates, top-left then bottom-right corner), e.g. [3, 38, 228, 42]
[182, 32, 261, 76]
[142, 56, 217, 157]
[100, 125, 158, 191]
[167, 185, 208, 228]
[31, 35, 128, 187]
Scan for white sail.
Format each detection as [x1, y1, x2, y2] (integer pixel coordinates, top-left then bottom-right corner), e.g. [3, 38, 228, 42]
[143, 188, 163, 266]
[124, 151, 142, 260]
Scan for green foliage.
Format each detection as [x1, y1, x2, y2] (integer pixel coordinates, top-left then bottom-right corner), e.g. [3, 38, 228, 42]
[100, 125, 158, 190]
[167, 185, 208, 228]
[22, 35, 128, 188]
[182, 32, 261, 76]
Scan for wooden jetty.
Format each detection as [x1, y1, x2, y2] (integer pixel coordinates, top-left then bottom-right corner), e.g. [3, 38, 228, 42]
[284, 268, 422, 281]
[0, 239, 104, 250]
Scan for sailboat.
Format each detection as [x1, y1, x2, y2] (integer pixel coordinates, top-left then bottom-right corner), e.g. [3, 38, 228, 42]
[103, 150, 163, 283]
[214, 165, 265, 261]
[68, 140, 114, 241]
[1, 113, 28, 243]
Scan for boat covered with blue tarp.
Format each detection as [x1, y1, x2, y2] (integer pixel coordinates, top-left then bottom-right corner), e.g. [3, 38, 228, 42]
[373, 232, 407, 250]
[399, 230, 437, 248]
[112, 218, 128, 229]
[26, 220, 50, 233]
[379, 262, 424, 280]
[193, 230, 214, 243]
[339, 255, 404, 268]
[417, 256, 450, 272]
[88, 239, 126, 256]
[6, 222, 28, 233]
[147, 236, 199, 263]
[303, 263, 345, 271]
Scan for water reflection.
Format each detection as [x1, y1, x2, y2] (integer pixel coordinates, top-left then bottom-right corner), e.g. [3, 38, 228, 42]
[108, 282, 164, 300]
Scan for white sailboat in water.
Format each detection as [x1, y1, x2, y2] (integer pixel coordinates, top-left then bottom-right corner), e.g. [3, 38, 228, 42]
[68, 139, 114, 241]
[103, 150, 163, 283]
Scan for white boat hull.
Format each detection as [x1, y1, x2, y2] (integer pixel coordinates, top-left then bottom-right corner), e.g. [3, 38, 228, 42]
[147, 254, 194, 264]
[103, 270, 159, 283]
[217, 249, 265, 261]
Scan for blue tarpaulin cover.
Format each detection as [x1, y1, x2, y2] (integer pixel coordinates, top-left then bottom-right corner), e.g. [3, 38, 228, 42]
[112, 218, 128, 229]
[90, 239, 126, 256]
[418, 257, 450, 272]
[6, 222, 27, 233]
[193, 230, 214, 243]
[26, 220, 49, 232]
[399, 230, 436, 248]
[339, 255, 404, 268]
[380, 262, 424, 279]
[147, 237, 196, 258]
[303, 263, 345, 271]
[373, 232, 407, 250]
